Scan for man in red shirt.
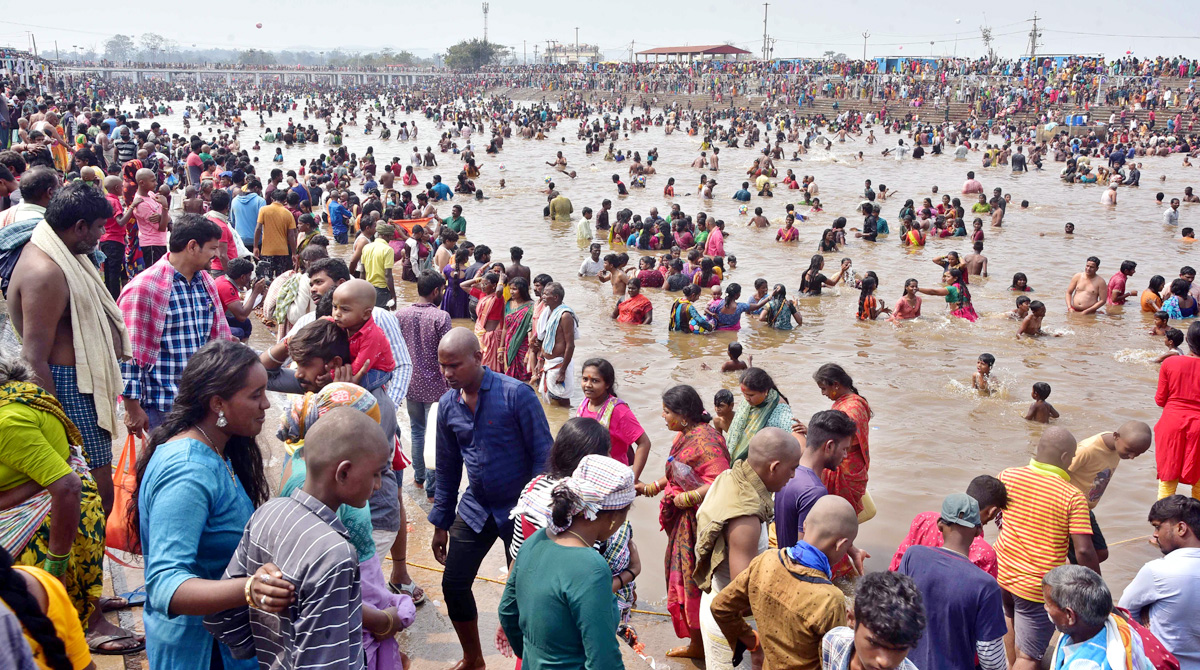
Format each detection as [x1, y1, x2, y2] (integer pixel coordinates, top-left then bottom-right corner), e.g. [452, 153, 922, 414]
[213, 257, 266, 341]
[1107, 260, 1138, 305]
[888, 475, 1009, 577]
[100, 175, 136, 299]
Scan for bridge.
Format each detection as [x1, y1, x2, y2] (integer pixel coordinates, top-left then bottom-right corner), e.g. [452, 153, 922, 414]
[54, 64, 445, 86]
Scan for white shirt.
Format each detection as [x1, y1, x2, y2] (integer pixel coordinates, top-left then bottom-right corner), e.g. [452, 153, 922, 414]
[578, 257, 604, 277]
[1164, 207, 1180, 226]
[1118, 547, 1200, 667]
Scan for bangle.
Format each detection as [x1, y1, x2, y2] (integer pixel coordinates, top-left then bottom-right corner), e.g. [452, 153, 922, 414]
[43, 557, 68, 577]
[46, 549, 70, 560]
[746, 630, 761, 653]
[621, 568, 634, 583]
[381, 608, 395, 636]
[245, 576, 259, 609]
[265, 345, 286, 365]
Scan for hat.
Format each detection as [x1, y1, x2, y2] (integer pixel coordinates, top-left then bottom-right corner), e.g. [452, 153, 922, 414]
[376, 223, 395, 240]
[219, 171, 233, 178]
[940, 493, 982, 528]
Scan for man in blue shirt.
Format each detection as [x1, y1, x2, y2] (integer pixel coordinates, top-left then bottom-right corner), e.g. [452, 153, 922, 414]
[327, 191, 353, 244]
[231, 179, 266, 249]
[430, 175, 453, 201]
[775, 409, 854, 549]
[732, 181, 753, 202]
[430, 328, 552, 670]
[896, 494, 1008, 670]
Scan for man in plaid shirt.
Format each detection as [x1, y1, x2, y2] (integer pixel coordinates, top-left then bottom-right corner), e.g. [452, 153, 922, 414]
[119, 214, 233, 435]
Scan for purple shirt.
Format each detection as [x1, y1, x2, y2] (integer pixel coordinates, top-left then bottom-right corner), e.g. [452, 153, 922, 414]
[395, 302, 452, 403]
[773, 465, 828, 550]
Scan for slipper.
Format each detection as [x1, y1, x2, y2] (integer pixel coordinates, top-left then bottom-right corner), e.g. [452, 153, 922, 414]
[87, 631, 145, 656]
[99, 596, 129, 612]
[118, 585, 147, 608]
[388, 580, 427, 606]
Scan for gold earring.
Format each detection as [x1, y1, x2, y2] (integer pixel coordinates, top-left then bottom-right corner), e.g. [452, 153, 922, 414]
[610, 518, 618, 531]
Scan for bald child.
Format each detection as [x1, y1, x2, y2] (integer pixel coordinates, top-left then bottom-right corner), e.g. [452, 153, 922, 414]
[711, 495, 858, 669]
[1066, 420, 1153, 564]
[207, 408, 392, 668]
[332, 279, 396, 391]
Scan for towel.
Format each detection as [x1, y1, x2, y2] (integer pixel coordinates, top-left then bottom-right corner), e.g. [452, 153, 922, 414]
[30, 220, 131, 436]
[693, 459, 774, 592]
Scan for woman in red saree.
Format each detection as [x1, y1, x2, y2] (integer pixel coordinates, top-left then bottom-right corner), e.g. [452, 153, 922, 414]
[501, 277, 534, 381]
[463, 270, 505, 371]
[612, 278, 653, 324]
[812, 363, 873, 517]
[638, 385, 729, 659]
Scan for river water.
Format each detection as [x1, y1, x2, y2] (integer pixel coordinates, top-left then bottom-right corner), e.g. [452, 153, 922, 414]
[174, 98, 1191, 605]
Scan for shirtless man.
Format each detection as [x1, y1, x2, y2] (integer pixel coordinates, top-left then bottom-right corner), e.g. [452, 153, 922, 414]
[748, 207, 770, 228]
[8, 182, 144, 652]
[598, 253, 629, 299]
[546, 151, 567, 171]
[537, 282, 577, 408]
[963, 240, 988, 277]
[1017, 301, 1060, 338]
[505, 246, 531, 282]
[1065, 256, 1108, 314]
[182, 185, 205, 214]
[691, 152, 708, 169]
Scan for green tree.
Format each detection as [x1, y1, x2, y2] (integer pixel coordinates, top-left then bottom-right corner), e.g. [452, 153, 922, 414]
[104, 34, 135, 62]
[444, 39, 508, 71]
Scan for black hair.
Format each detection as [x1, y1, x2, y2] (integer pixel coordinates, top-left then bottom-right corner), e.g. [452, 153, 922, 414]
[799, 255, 825, 293]
[1016, 295, 1032, 307]
[1032, 382, 1052, 400]
[805, 409, 858, 451]
[210, 188, 231, 211]
[509, 276, 531, 302]
[1186, 321, 1200, 356]
[723, 282, 741, 302]
[739, 366, 789, 404]
[168, 213, 222, 253]
[288, 318, 351, 364]
[1170, 278, 1192, 298]
[547, 416, 611, 479]
[130, 341, 269, 551]
[1030, 300, 1045, 312]
[853, 572, 927, 649]
[1120, 260, 1137, 274]
[226, 257, 255, 280]
[580, 358, 617, 398]
[1166, 328, 1185, 347]
[510, 246, 523, 261]
[966, 474, 1009, 510]
[0, 546, 72, 670]
[1010, 272, 1028, 289]
[44, 181, 112, 233]
[533, 273, 553, 286]
[18, 166, 58, 201]
[473, 245, 491, 262]
[978, 353, 996, 366]
[308, 257, 352, 283]
[812, 363, 859, 396]
[713, 389, 735, 407]
[1155, 310, 1169, 321]
[857, 275, 878, 318]
[1087, 255, 1101, 266]
[1148, 275, 1166, 294]
[727, 342, 743, 360]
[1148, 495, 1200, 536]
[662, 385, 711, 424]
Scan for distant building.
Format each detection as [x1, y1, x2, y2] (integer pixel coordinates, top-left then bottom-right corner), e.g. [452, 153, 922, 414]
[543, 43, 602, 64]
[634, 44, 752, 63]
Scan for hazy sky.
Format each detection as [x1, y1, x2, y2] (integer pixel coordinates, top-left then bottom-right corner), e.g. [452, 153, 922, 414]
[2, 0, 1198, 61]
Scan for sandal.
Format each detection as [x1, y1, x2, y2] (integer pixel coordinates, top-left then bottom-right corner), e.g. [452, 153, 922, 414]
[87, 630, 145, 655]
[388, 579, 426, 606]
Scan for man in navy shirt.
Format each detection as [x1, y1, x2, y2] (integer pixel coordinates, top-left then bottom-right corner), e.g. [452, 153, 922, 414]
[327, 191, 353, 244]
[774, 409, 856, 549]
[896, 494, 1007, 670]
[732, 181, 753, 202]
[430, 328, 552, 670]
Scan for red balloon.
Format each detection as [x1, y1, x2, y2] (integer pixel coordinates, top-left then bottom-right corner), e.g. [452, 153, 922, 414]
[256, 23, 263, 28]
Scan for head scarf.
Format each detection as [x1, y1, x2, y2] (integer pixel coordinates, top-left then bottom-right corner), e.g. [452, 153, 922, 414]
[521, 455, 635, 533]
[376, 223, 396, 240]
[278, 382, 380, 453]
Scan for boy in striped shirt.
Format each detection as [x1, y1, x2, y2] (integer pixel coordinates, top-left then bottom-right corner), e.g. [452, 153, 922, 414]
[994, 427, 1099, 670]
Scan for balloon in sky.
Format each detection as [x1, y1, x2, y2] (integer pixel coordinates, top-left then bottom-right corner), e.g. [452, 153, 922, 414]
[256, 23, 263, 28]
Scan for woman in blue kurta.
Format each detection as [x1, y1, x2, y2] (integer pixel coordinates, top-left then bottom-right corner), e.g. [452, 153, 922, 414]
[132, 341, 294, 670]
[500, 455, 636, 669]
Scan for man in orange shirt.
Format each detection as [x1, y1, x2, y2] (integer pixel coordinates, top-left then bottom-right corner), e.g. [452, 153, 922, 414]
[254, 188, 297, 277]
[994, 427, 1099, 670]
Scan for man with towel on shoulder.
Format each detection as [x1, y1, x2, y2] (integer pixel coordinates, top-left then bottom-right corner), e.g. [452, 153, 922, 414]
[9, 181, 132, 514]
[534, 281, 577, 407]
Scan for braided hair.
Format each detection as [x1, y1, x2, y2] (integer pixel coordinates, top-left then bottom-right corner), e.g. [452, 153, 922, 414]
[0, 547, 72, 670]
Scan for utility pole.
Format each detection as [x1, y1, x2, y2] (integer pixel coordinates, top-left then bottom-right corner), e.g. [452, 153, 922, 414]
[862, 31, 870, 61]
[761, 3, 769, 61]
[29, 32, 38, 59]
[575, 27, 579, 63]
[55, 40, 60, 63]
[534, 44, 539, 64]
[482, 2, 489, 44]
[523, 40, 526, 65]
[1026, 12, 1041, 61]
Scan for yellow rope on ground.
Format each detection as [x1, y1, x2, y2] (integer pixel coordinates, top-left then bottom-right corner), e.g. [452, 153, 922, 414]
[395, 559, 671, 616]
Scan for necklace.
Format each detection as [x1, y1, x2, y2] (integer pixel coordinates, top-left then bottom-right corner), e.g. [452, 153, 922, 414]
[564, 530, 591, 547]
[196, 425, 236, 483]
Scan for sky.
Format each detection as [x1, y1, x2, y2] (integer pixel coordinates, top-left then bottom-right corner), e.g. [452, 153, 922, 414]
[1, 0, 1198, 62]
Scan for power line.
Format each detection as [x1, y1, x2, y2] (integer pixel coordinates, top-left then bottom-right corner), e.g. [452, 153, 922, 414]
[1042, 29, 1200, 40]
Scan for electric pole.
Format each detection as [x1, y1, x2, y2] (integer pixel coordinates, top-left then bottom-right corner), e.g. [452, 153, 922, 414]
[482, 2, 489, 44]
[762, 3, 769, 61]
[575, 27, 580, 63]
[862, 31, 870, 61]
[534, 44, 539, 64]
[1026, 12, 1041, 61]
[523, 40, 526, 65]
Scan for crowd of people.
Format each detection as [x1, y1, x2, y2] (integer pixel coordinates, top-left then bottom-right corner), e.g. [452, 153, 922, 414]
[0, 49, 1197, 670]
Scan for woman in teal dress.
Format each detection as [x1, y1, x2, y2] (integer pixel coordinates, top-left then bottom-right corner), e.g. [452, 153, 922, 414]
[760, 284, 802, 330]
[500, 455, 636, 669]
[724, 367, 795, 463]
[133, 341, 294, 670]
